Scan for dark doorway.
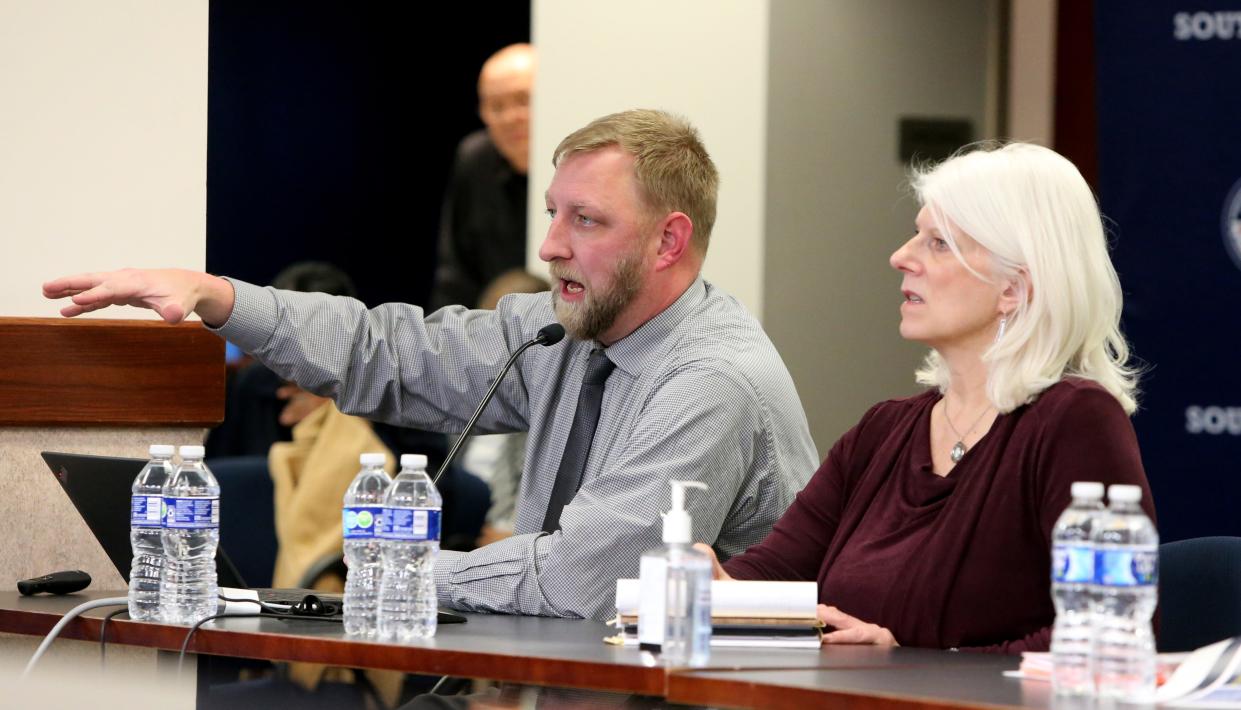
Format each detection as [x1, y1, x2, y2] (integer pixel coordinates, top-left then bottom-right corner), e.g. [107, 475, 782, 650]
[207, 1, 531, 308]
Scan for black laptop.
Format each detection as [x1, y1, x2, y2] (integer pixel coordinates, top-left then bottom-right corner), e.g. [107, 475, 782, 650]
[42, 451, 340, 608]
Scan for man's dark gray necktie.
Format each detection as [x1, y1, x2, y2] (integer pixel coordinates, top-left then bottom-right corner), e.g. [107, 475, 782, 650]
[541, 349, 616, 533]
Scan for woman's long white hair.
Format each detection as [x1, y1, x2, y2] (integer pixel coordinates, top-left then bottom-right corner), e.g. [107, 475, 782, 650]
[911, 142, 1139, 414]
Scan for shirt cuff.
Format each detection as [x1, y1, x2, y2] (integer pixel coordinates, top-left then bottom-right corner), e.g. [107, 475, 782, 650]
[207, 277, 281, 353]
[435, 533, 549, 615]
[436, 549, 464, 608]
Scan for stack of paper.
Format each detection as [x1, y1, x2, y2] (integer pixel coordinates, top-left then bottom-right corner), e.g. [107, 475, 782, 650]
[1156, 637, 1241, 707]
[609, 579, 822, 649]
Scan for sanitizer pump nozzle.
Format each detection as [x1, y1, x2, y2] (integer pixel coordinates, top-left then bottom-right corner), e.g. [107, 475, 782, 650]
[662, 480, 708, 544]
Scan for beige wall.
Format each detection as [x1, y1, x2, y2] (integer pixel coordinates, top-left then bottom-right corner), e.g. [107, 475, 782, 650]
[0, 0, 208, 318]
[530, 0, 771, 316]
[763, 0, 993, 448]
[0, 638, 194, 709]
[1008, 0, 1057, 145]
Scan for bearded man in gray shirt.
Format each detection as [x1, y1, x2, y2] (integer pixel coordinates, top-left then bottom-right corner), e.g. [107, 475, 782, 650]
[44, 109, 818, 621]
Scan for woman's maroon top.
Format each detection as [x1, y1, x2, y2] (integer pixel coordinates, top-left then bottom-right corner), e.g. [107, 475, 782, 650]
[724, 379, 1154, 653]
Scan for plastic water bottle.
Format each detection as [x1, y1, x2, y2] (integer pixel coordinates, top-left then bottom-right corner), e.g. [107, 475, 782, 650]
[343, 452, 392, 637]
[1093, 484, 1158, 702]
[160, 445, 220, 625]
[378, 454, 441, 642]
[1050, 481, 1104, 695]
[129, 444, 176, 621]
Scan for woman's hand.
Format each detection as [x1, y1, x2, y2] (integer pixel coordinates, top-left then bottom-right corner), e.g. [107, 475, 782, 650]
[817, 604, 898, 646]
[692, 543, 733, 581]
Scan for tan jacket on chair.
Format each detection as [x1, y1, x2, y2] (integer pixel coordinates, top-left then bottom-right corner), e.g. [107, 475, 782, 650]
[269, 401, 404, 703]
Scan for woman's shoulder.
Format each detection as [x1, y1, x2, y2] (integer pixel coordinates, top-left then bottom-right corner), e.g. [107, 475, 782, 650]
[1016, 378, 1135, 447]
[1026, 377, 1129, 420]
[845, 388, 939, 444]
[818, 389, 937, 481]
[863, 388, 941, 422]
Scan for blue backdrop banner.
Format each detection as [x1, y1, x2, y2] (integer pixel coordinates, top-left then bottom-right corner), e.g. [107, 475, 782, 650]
[1095, 0, 1241, 541]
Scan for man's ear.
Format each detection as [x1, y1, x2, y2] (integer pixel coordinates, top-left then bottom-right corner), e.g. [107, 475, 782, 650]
[654, 212, 694, 271]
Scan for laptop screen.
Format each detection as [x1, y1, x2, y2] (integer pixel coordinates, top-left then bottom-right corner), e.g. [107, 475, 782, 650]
[41, 451, 248, 588]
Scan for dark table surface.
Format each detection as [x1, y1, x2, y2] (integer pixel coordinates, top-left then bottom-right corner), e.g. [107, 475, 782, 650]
[668, 658, 1050, 710]
[0, 590, 1047, 707]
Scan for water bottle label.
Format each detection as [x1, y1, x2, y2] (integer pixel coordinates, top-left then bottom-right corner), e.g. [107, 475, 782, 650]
[1096, 547, 1158, 587]
[380, 506, 441, 541]
[130, 495, 164, 527]
[1052, 544, 1094, 583]
[163, 496, 219, 529]
[343, 506, 384, 539]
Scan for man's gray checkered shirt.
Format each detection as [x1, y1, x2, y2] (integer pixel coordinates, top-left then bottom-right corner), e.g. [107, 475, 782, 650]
[216, 277, 818, 620]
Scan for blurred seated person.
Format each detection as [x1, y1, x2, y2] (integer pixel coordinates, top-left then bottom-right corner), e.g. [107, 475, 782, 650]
[458, 269, 550, 547]
[698, 143, 1154, 654]
[208, 261, 359, 457]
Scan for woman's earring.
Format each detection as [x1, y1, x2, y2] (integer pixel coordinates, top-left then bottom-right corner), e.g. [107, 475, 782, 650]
[995, 315, 1008, 343]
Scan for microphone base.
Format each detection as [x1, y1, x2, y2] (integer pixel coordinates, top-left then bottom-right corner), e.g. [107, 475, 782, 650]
[438, 610, 468, 624]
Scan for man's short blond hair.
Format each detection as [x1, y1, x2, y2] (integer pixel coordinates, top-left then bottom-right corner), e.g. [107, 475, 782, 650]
[553, 109, 719, 255]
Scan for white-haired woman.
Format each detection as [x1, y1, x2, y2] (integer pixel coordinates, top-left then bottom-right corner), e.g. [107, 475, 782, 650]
[701, 143, 1154, 653]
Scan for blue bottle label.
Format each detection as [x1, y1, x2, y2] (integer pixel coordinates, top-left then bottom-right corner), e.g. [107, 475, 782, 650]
[131, 495, 164, 527]
[379, 506, 441, 541]
[1096, 547, 1158, 587]
[1052, 544, 1095, 583]
[163, 496, 219, 529]
[343, 506, 384, 539]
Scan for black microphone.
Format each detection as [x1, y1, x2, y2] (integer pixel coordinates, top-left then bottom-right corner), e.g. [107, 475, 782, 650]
[432, 323, 565, 486]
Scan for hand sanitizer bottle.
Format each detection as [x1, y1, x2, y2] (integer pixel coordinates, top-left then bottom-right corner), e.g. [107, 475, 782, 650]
[638, 480, 712, 667]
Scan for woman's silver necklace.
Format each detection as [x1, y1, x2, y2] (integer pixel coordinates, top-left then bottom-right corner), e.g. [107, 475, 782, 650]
[943, 398, 994, 464]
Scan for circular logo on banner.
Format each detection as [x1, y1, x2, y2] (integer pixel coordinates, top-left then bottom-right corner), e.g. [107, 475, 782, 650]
[1224, 177, 1241, 273]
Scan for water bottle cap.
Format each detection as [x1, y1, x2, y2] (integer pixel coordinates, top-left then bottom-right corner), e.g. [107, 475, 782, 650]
[400, 453, 428, 469]
[148, 444, 175, 457]
[1070, 481, 1104, 500]
[1108, 484, 1142, 503]
[359, 452, 386, 466]
[179, 445, 205, 459]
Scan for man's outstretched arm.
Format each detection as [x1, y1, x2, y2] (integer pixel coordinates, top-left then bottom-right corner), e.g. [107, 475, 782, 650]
[42, 268, 236, 326]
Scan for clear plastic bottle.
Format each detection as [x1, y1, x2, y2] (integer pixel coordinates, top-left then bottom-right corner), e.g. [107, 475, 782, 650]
[638, 480, 712, 667]
[343, 452, 392, 637]
[1093, 483, 1158, 702]
[129, 444, 176, 621]
[160, 445, 220, 625]
[1050, 481, 1104, 696]
[377, 454, 441, 642]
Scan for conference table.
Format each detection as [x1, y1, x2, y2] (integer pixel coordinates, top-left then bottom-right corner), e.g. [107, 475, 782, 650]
[0, 591, 1052, 709]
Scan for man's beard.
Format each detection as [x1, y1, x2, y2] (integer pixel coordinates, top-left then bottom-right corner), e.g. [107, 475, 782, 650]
[551, 252, 646, 342]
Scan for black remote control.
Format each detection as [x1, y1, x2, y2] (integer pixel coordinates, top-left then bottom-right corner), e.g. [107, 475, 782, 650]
[17, 570, 92, 596]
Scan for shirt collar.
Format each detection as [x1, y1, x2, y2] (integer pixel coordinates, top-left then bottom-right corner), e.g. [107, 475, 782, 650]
[600, 278, 707, 378]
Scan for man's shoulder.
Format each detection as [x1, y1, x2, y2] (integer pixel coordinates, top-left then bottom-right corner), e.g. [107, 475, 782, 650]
[678, 282, 770, 352]
[497, 290, 555, 322]
[455, 129, 503, 166]
[660, 284, 790, 391]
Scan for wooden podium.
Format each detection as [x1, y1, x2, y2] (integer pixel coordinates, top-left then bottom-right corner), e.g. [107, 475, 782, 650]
[0, 317, 224, 590]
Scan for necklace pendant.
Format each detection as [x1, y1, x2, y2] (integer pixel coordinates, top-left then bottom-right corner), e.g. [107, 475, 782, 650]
[950, 441, 967, 463]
